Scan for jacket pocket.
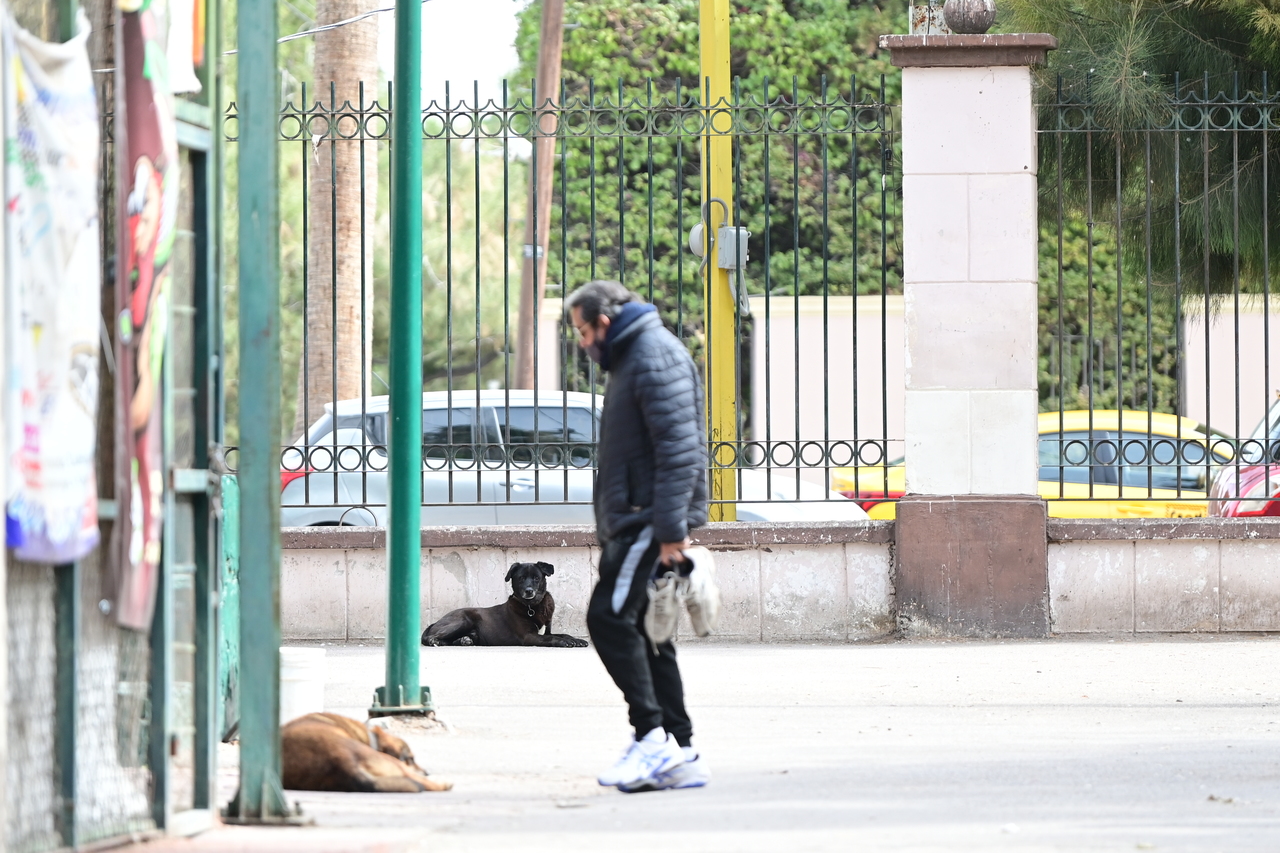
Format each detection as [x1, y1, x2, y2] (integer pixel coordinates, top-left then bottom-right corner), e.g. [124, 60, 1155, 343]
[627, 459, 653, 508]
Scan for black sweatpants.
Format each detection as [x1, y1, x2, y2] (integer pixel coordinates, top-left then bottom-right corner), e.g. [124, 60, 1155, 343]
[586, 525, 693, 747]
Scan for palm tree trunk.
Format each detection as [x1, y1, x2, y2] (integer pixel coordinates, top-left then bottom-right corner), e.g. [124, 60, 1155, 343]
[292, 0, 379, 440]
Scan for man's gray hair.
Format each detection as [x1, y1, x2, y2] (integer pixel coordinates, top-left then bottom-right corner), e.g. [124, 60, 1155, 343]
[565, 280, 641, 324]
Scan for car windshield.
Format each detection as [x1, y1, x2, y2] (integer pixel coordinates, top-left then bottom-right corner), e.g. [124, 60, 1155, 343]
[493, 405, 599, 466]
[423, 408, 475, 460]
[1117, 432, 1227, 491]
[496, 406, 598, 443]
[1238, 401, 1280, 463]
[303, 412, 386, 446]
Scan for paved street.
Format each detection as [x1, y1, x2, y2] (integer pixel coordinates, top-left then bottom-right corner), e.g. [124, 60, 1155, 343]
[124, 637, 1280, 852]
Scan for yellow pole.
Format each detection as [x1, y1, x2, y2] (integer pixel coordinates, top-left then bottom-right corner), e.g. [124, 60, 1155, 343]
[700, 0, 737, 521]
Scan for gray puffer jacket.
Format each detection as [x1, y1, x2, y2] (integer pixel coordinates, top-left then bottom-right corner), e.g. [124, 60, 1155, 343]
[594, 306, 708, 544]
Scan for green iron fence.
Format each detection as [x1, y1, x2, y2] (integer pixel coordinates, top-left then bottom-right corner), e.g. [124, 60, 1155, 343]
[1038, 72, 1280, 513]
[223, 77, 904, 525]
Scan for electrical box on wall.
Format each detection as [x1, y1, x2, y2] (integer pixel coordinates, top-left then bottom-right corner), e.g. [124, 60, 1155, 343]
[716, 225, 750, 270]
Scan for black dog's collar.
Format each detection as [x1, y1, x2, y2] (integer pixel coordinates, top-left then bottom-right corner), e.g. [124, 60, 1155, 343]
[509, 594, 541, 620]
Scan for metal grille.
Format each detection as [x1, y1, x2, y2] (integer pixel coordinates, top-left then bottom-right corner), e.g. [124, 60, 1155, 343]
[5, 561, 58, 853]
[4, 554, 156, 851]
[75, 551, 154, 845]
[1040, 73, 1278, 514]
[224, 78, 903, 522]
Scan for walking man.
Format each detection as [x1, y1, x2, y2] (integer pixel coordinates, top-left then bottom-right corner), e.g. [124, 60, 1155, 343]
[568, 280, 712, 793]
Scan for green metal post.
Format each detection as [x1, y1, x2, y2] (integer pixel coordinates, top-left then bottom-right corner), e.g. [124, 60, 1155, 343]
[226, 0, 290, 820]
[194, 0, 223, 808]
[147, 528, 172, 827]
[54, 563, 79, 845]
[56, 0, 75, 41]
[52, 10, 80, 846]
[371, 0, 431, 717]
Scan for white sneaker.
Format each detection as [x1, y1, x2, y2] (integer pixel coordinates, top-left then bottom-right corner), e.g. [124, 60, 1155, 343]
[597, 728, 685, 787]
[618, 751, 711, 792]
[643, 570, 681, 650]
[680, 547, 721, 637]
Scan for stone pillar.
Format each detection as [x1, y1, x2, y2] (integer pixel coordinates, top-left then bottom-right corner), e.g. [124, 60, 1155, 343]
[879, 34, 1057, 637]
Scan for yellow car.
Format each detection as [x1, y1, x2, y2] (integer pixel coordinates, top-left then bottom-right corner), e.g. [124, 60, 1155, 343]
[832, 411, 1234, 520]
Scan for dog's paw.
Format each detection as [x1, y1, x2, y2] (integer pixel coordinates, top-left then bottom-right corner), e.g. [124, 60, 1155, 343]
[456, 635, 474, 646]
[560, 636, 590, 648]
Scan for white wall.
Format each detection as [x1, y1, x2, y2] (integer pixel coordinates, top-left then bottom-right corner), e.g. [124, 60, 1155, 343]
[747, 294, 906, 463]
[280, 539, 896, 643]
[281, 529, 1280, 639]
[540, 294, 908, 473]
[1182, 296, 1280, 438]
[1049, 538, 1280, 633]
[535, 296, 565, 391]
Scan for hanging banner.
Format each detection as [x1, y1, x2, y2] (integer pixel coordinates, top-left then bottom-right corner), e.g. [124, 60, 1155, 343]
[113, 0, 179, 631]
[167, 0, 202, 95]
[2, 11, 102, 564]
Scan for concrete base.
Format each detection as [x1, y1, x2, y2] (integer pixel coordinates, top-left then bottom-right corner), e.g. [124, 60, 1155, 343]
[895, 495, 1048, 637]
[278, 523, 896, 643]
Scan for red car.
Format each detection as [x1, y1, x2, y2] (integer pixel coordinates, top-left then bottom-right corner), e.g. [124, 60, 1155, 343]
[1209, 401, 1280, 517]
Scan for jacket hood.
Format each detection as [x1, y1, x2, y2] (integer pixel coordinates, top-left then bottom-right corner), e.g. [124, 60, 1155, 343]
[600, 303, 659, 370]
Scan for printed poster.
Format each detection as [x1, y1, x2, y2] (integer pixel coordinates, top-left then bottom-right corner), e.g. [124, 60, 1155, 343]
[3, 10, 102, 564]
[113, 0, 179, 631]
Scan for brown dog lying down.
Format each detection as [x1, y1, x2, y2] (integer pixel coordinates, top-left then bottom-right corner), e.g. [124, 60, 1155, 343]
[281, 712, 452, 792]
[421, 561, 589, 647]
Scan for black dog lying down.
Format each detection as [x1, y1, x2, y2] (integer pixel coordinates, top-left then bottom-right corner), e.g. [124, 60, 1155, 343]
[421, 561, 589, 648]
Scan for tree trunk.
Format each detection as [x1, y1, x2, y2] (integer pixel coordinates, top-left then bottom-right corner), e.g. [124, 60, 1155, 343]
[514, 0, 564, 390]
[292, 0, 379, 440]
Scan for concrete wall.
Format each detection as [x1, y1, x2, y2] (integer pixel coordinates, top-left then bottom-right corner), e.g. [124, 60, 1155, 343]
[280, 523, 896, 643]
[281, 519, 1280, 640]
[746, 295, 906, 464]
[1182, 295, 1280, 437]
[1048, 520, 1280, 633]
[539, 296, 908, 473]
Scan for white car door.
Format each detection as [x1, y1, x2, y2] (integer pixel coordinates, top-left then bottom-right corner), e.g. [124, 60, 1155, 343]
[734, 468, 870, 522]
[281, 427, 381, 526]
[420, 405, 498, 526]
[491, 403, 597, 525]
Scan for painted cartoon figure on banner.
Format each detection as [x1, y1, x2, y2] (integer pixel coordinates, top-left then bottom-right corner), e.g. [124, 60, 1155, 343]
[113, 0, 178, 631]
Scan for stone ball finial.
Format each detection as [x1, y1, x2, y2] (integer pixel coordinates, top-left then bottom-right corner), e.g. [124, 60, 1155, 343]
[942, 0, 997, 34]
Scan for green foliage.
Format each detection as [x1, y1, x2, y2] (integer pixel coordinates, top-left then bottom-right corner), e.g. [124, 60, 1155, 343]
[1038, 219, 1181, 414]
[1003, 0, 1279, 415]
[512, 0, 907, 371]
[1001, 0, 1273, 85]
[412, 137, 529, 394]
[219, 0, 331, 444]
[1004, 0, 1280, 299]
[518, 0, 907, 93]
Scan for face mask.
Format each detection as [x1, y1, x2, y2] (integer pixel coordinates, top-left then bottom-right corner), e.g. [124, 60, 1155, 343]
[585, 340, 607, 366]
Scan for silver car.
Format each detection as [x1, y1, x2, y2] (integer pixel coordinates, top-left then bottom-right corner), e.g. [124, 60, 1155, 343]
[280, 390, 868, 526]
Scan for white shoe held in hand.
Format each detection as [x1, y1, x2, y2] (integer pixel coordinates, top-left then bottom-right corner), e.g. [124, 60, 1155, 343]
[680, 546, 720, 637]
[644, 569, 681, 652]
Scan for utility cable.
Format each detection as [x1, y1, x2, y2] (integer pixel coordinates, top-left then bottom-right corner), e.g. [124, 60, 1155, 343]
[92, 0, 434, 71]
[223, 0, 435, 56]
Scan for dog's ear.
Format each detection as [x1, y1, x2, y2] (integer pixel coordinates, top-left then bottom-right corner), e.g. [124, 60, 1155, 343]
[536, 561, 555, 576]
[505, 563, 520, 582]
